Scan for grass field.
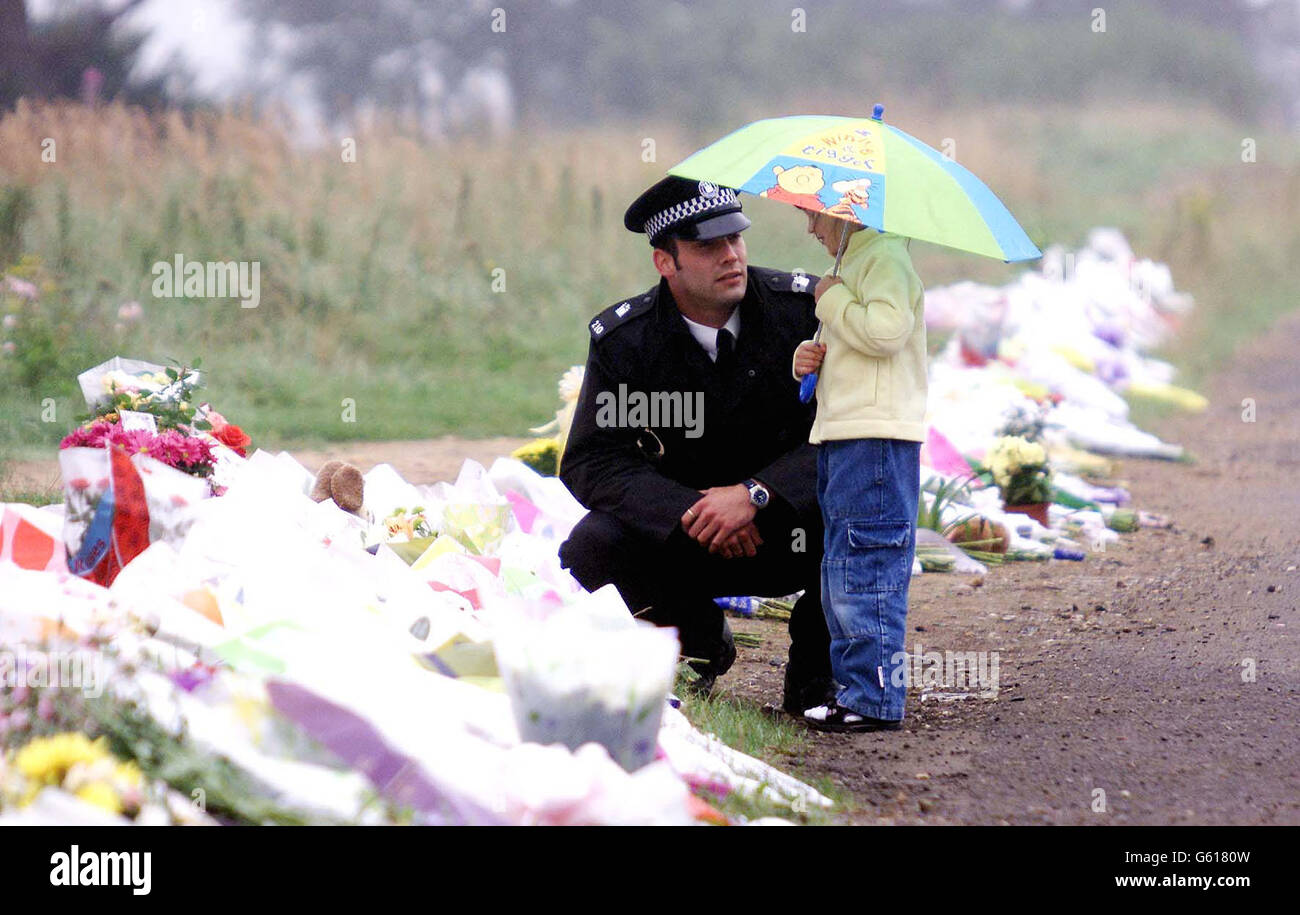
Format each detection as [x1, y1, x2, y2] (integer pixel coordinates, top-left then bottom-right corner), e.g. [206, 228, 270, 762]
[1, 98, 1298, 477]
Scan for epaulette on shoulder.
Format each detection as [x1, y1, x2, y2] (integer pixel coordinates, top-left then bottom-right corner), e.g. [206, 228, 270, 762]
[753, 266, 814, 297]
[589, 289, 655, 342]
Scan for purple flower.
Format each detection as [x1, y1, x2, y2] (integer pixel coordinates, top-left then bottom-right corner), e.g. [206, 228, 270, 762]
[170, 665, 215, 693]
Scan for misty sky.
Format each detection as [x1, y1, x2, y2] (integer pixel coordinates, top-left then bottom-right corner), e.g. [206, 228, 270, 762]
[31, 0, 253, 98]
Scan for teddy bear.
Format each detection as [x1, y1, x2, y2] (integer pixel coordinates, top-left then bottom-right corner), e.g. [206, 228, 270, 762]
[309, 460, 365, 514]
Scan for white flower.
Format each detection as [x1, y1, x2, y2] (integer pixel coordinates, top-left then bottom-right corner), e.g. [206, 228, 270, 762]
[558, 365, 585, 403]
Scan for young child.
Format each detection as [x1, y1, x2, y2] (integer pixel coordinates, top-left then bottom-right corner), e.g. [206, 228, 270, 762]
[792, 207, 927, 732]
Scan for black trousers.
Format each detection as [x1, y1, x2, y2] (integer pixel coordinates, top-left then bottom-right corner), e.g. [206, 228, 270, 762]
[558, 500, 831, 692]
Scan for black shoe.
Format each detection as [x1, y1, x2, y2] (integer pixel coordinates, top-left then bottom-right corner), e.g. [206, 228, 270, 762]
[782, 668, 836, 716]
[803, 699, 902, 733]
[684, 622, 737, 698]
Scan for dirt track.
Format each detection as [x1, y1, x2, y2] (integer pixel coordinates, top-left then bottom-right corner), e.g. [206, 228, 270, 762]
[726, 310, 1300, 825]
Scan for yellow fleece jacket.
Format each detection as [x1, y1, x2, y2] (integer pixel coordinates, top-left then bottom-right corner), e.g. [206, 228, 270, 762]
[795, 229, 928, 444]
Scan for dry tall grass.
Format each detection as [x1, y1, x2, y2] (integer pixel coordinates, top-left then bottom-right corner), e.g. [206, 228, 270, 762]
[0, 98, 1296, 454]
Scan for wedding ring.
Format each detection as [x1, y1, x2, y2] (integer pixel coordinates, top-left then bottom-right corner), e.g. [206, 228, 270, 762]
[685, 509, 696, 520]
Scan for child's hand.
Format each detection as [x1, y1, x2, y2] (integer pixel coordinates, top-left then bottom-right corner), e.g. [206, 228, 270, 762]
[814, 274, 843, 302]
[793, 341, 826, 377]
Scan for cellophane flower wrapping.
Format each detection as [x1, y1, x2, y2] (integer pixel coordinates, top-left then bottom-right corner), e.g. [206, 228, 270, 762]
[493, 596, 680, 773]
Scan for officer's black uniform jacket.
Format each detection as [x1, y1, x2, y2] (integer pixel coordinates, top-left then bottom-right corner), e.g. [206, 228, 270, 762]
[560, 266, 820, 544]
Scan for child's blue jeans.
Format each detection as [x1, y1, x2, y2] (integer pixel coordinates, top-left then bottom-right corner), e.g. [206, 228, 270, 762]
[817, 438, 921, 721]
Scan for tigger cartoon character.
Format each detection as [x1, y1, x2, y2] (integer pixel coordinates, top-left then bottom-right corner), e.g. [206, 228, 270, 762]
[760, 164, 826, 211]
[827, 177, 871, 219]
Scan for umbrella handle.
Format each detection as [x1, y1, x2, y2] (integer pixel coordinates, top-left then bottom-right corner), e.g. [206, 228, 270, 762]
[798, 370, 819, 404]
[831, 220, 851, 276]
[798, 322, 824, 404]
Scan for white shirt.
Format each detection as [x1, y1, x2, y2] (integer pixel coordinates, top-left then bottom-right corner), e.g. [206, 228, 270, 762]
[681, 309, 741, 362]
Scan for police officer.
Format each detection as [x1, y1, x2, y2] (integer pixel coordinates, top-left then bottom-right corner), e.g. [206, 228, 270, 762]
[558, 175, 833, 711]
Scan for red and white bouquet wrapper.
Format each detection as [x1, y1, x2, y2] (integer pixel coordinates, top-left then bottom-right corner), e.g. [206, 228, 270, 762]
[59, 447, 209, 586]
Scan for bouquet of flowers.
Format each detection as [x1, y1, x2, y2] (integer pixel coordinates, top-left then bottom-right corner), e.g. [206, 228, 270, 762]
[995, 402, 1050, 444]
[1, 732, 147, 819]
[58, 357, 254, 586]
[72, 356, 252, 465]
[987, 435, 1053, 506]
[382, 506, 437, 541]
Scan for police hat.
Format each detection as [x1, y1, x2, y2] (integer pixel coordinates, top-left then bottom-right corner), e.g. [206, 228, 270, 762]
[624, 175, 751, 246]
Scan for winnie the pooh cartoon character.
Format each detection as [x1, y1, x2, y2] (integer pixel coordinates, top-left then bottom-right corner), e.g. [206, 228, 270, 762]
[760, 164, 827, 211]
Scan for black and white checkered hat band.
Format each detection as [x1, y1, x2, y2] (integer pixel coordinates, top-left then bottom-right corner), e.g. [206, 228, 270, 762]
[644, 187, 738, 239]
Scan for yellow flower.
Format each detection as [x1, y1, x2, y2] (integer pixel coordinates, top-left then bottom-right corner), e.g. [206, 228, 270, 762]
[14, 733, 111, 786]
[114, 760, 143, 788]
[512, 438, 558, 461]
[512, 438, 559, 476]
[74, 781, 123, 815]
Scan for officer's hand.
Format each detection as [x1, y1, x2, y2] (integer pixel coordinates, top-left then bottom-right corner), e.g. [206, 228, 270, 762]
[814, 274, 843, 302]
[682, 485, 756, 551]
[794, 341, 826, 378]
[711, 521, 764, 559]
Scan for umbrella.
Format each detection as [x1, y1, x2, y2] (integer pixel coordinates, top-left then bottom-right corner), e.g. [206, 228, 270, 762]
[669, 107, 1041, 400]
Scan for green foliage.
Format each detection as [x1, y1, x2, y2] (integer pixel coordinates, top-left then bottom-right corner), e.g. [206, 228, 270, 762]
[675, 683, 837, 823]
[0, 256, 114, 404]
[918, 475, 976, 534]
[85, 694, 327, 826]
[0, 186, 33, 266]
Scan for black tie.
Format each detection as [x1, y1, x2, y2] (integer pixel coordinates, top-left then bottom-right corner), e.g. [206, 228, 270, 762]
[715, 328, 735, 369]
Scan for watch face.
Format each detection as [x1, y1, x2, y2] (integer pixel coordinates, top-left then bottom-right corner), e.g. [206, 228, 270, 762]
[748, 482, 769, 507]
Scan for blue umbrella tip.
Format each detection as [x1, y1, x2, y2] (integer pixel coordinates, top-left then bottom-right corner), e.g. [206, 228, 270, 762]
[871, 103, 885, 121]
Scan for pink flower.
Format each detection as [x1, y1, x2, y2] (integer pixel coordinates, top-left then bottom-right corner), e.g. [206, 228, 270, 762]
[1, 341, 14, 355]
[3, 275, 38, 300]
[202, 404, 228, 431]
[61, 420, 216, 476]
[60, 420, 115, 450]
[117, 301, 143, 322]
